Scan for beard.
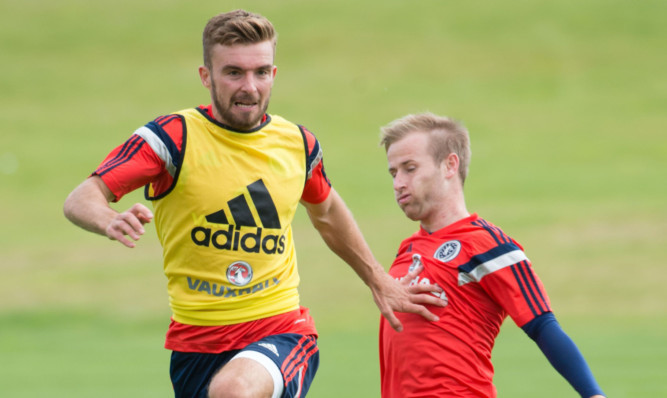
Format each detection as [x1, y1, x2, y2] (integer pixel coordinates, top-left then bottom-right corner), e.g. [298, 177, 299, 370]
[211, 82, 271, 131]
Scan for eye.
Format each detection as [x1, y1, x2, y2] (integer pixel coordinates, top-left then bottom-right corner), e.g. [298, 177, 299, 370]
[256, 68, 273, 78]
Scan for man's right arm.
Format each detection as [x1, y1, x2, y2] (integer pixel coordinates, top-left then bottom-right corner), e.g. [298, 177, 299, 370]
[63, 114, 186, 247]
[63, 176, 153, 248]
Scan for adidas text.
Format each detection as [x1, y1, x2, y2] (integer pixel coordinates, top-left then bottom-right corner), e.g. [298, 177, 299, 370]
[191, 225, 286, 254]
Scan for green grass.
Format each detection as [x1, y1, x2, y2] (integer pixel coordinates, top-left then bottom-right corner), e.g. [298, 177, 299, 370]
[1, 0, 666, 396]
[0, 311, 172, 397]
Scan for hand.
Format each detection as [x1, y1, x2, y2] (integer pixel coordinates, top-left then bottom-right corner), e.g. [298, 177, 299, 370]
[372, 263, 447, 332]
[105, 203, 153, 248]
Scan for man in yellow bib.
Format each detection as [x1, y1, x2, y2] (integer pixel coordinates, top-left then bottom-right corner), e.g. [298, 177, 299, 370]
[63, 9, 445, 398]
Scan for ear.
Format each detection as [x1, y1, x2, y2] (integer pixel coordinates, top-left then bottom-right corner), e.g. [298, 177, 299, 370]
[271, 65, 277, 86]
[198, 65, 211, 89]
[442, 153, 460, 179]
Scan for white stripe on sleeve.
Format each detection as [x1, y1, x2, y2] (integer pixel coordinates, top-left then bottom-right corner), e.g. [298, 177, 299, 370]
[458, 250, 529, 285]
[133, 126, 176, 177]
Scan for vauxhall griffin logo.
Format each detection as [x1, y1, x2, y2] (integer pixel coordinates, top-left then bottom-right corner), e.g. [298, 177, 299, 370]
[191, 179, 287, 254]
[227, 261, 253, 286]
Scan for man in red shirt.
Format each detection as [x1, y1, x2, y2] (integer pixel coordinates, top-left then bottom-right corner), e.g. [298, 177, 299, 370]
[378, 112, 605, 397]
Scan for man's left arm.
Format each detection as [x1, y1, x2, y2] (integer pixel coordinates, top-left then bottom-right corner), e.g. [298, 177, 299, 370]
[301, 188, 446, 332]
[522, 313, 606, 398]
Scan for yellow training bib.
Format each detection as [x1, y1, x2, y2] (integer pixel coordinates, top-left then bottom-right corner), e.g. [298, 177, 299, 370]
[149, 109, 308, 326]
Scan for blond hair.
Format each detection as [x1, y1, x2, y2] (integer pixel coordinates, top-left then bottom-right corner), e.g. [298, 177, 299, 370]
[380, 112, 471, 184]
[202, 10, 277, 67]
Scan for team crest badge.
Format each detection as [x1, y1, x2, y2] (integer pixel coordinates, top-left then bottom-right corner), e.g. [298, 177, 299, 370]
[227, 261, 253, 286]
[433, 240, 461, 262]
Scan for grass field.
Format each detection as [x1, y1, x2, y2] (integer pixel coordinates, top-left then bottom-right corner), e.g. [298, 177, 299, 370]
[1, 0, 666, 396]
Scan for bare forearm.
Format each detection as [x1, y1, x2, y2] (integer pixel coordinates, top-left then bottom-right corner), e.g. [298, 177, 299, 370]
[303, 188, 446, 331]
[64, 176, 153, 248]
[63, 176, 118, 236]
[306, 190, 383, 285]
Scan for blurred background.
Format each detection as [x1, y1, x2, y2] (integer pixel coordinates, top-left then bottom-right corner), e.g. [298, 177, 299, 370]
[1, 0, 665, 396]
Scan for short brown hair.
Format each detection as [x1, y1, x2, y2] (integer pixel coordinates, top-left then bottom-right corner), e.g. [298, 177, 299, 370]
[202, 10, 277, 67]
[380, 112, 472, 184]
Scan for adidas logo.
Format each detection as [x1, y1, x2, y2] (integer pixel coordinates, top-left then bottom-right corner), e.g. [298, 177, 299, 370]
[258, 342, 279, 357]
[204, 179, 281, 229]
[191, 179, 286, 254]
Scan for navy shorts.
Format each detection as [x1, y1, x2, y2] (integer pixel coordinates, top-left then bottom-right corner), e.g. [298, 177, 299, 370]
[170, 333, 319, 398]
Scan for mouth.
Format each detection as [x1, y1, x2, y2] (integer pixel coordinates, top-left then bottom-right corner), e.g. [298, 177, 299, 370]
[233, 96, 259, 111]
[234, 101, 258, 110]
[396, 193, 410, 206]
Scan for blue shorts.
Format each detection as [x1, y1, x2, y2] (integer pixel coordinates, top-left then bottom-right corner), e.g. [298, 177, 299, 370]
[170, 333, 319, 398]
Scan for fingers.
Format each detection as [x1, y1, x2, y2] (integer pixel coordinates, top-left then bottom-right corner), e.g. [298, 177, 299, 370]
[106, 203, 153, 248]
[106, 215, 141, 248]
[383, 311, 404, 333]
[374, 268, 447, 332]
[408, 284, 447, 303]
[378, 291, 444, 332]
[401, 266, 448, 308]
[411, 292, 448, 308]
[407, 280, 442, 294]
[409, 305, 440, 323]
[400, 264, 423, 285]
[129, 203, 154, 224]
[383, 300, 440, 332]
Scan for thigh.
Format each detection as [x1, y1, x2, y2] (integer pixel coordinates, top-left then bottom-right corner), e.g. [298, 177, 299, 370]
[239, 333, 320, 398]
[208, 356, 275, 398]
[171, 334, 319, 398]
[170, 350, 238, 398]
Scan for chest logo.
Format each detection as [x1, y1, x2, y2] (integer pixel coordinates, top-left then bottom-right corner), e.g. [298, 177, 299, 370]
[205, 179, 281, 229]
[433, 240, 462, 263]
[227, 261, 253, 286]
[191, 179, 287, 255]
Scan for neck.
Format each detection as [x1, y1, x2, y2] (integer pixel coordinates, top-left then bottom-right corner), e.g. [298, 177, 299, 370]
[420, 195, 469, 233]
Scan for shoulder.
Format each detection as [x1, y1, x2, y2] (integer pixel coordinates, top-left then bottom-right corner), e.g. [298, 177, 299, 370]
[299, 125, 322, 161]
[139, 113, 187, 148]
[454, 217, 529, 282]
[268, 114, 320, 143]
[464, 217, 524, 253]
[131, 112, 191, 175]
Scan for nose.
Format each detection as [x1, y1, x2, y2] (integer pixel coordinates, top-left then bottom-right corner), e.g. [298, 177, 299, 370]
[393, 171, 405, 193]
[240, 72, 258, 94]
